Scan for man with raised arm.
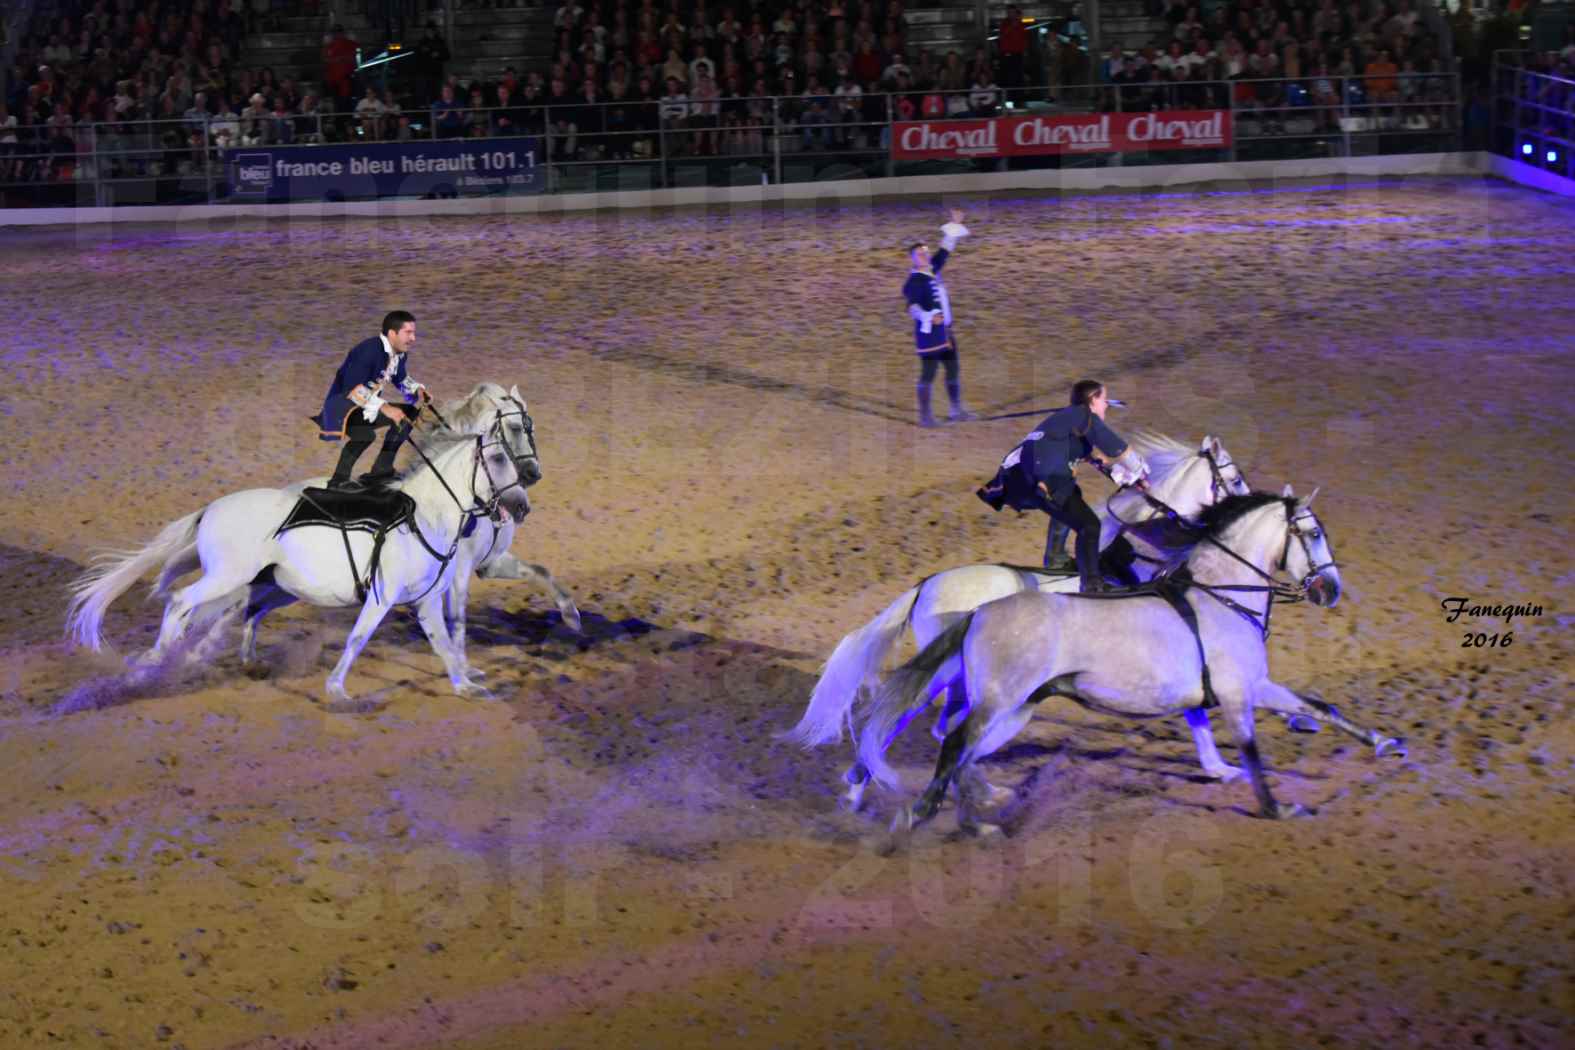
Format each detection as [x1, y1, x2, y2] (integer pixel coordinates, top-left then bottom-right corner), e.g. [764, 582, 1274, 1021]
[902, 207, 978, 428]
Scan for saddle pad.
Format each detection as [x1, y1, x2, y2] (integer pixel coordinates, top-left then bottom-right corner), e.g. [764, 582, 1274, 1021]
[276, 487, 416, 537]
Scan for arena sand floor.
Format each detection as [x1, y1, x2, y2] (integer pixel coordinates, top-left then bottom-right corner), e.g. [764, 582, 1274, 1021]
[0, 176, 1570, 1048]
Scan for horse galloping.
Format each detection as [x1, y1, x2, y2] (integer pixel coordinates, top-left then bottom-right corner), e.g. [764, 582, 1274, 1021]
[784, 434, 1255, 806]
[859, 489, 1382, 839]
[66, 384, 534, 702]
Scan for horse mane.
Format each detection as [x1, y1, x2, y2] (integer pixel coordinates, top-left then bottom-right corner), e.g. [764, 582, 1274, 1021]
[1193, 491, 1294, 538]
[393, 383, 508, 483]
[436, 382, 510, 435]
[1129, 430, 1200, 481]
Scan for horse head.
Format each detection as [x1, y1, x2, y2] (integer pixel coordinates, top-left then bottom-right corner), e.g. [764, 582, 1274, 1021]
[502, 384, 542, 488]
[1281, 484, 1340, 607]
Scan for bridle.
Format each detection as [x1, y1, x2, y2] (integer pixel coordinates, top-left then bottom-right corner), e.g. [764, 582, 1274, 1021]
[1105, 446, 1250, 561]
[1182, 501, 1337, 639]
[497, 394, 539, 475]
[1203, 447, 1247, 506]
[383, 405, 534, 603]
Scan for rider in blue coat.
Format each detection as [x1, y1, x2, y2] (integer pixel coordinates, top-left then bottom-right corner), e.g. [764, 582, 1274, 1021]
[902, 208, 977, 428]
[977, 379, 1147, 592]
[314, 310, 432, 490]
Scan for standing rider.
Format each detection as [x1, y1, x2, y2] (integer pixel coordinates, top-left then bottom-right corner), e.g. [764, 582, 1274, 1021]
[314, 310, 433, 491]
[977, 379, 1148, 593]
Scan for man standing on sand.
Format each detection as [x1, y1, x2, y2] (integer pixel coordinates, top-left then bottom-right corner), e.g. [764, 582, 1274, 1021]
[313, 311, 432, 491]
[902, 207, 978, 428]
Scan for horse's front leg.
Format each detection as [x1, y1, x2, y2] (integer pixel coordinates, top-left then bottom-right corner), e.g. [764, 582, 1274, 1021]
[1220, 689, 1304, 820]
[325, 593, 398, 703]
[480, 554, 582, 634]
[1184, 706, 1242, 782]
[446, 558, 481, 682]
[414, 590, 492, 700]
[1256, 680, 1406, 758]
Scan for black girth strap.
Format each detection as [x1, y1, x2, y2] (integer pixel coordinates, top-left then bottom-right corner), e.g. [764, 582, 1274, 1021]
[1152, 577, 1220, 710]
[286, 487, 412, 605]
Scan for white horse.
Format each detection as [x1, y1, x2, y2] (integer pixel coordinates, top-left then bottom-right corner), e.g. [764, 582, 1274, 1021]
[151, 386, 581, 681]
[66, 386, 534, 703]
[859, 489, 1371, 838]
[784, 434, 1256, 806]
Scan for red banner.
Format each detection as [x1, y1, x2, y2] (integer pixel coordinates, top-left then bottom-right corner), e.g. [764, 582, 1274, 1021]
[891, 110, 1232, 160]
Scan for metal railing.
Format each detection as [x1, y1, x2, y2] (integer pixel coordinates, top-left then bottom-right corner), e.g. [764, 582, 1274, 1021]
[1491, 50, 1575, 180]
[0, 75, 1464, 207]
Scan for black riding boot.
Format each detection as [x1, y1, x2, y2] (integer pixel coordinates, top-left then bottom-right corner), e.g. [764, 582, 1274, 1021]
[359, 427, 408, 486]
[1044, 519, 1074, 572]
[946, 378, 976, 422]
[328, 439, 372, 490]
[1075, 527, 1109, 593]
[916, 382, 938, 428]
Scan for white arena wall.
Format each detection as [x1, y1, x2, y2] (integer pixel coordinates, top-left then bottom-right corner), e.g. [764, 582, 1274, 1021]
[0, 151, 1563, 228]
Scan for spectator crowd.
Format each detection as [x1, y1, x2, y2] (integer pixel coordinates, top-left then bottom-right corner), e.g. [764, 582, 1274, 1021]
[1, 0, 352, 183]
[1, 0, 1568, 183]
[456, 0, 1025, 160]
[1102, 0, 1460, 126]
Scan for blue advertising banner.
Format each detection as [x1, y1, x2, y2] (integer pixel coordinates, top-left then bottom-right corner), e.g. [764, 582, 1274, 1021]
[228, 137, 544, 201]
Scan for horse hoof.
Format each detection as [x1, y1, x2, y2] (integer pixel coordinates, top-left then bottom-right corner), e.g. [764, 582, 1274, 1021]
[1374, 736, 1407, 758]
[1204, 764, 1244, 783]
[1285, 714, 1321, 733]
[562, 607, 583, 634]
[455, 681, 496, 701]
[981, 784, 1015, 809]
[840, 786, 866, 813]
[463, 667, 487, 681]
[971, 822, 1007, 842]
[1266, 802, 1310, 820]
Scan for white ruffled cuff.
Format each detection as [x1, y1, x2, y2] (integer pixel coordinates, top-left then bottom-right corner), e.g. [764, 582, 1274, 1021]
[939, 221, 970, 251]
[909, 303, 933, 333]
[361, 391, 386, 422]
[1109, 451, 1150, 487]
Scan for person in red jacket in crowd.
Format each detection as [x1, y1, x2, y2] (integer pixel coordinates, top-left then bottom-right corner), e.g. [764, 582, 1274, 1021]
[853, 40, 882, 87]
[997, 5, 1028, 89]
[323, 24, 359, 107]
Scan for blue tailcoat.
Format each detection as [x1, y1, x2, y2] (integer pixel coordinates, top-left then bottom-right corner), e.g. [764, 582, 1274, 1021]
[313, 337, 413, 441]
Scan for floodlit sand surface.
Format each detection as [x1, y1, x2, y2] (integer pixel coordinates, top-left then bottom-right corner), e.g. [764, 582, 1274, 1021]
[0, 177, 1571, 1049]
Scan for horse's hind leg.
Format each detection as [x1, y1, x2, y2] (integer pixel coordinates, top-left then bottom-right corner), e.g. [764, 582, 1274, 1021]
[952, 701, 1038, 835]
[142, 566, 260, 667]
[1256, 680, 1405, 758]
[900, 721, 970, 831]
[240, 574, 298, 665]
[929, 680, 1009, 808]
[842, 761, 871, 812]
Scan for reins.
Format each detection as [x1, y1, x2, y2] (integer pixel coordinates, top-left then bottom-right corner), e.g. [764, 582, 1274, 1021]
[1066, 499, 1331, 711]
[1074, 500, 1325, 641]
[363, 404, 530, 605]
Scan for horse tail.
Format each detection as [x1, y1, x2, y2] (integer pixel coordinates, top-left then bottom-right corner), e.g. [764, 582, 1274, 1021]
[780, 581, 925, 749]
[65, 509, 204, 651]
[856, 612, 974, 791]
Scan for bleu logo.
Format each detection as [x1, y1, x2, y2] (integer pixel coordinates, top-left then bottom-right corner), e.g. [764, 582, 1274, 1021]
[234, 152, 273, 192]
